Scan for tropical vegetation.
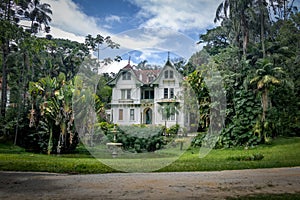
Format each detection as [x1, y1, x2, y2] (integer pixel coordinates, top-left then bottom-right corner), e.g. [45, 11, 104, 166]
[188, 0, 300, 148]
[0, 0, 299, 156]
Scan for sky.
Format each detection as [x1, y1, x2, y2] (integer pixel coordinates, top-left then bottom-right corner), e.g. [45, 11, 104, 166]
[39, 0, 300, 73]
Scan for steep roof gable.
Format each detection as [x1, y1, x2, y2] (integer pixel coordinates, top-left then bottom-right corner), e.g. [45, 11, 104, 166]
[107, 62, 142, 86]
[107, 59, 183, 86]
[152, 60, 183, 85]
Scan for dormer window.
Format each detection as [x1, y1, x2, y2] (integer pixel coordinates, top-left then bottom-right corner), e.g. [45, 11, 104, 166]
[148, 74, 155, 82]
[122, 72, 131, 80]
[148, 76, 154, 82]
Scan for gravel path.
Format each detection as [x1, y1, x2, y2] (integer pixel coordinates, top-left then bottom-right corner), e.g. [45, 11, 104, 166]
[1, 167, 300, 200]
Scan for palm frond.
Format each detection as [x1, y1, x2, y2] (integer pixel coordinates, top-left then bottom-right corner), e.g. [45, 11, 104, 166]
[214, 3, 224, 23]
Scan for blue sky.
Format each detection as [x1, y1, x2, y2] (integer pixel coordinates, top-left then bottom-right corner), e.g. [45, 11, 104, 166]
[40, 0, 226, 72]
[40, 0, 300, 72]
[72, 0, 141, 34]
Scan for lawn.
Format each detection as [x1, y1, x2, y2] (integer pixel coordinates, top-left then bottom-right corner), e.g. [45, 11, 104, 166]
[0, 137, 299, 174]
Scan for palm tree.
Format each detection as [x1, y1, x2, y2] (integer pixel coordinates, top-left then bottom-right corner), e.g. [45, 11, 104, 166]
[159, 102, 179, 131]
[250, 58, 284, 124]
[26, 0, 52, 34]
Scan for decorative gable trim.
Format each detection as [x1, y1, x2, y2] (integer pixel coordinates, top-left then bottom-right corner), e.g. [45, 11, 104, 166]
[107, 65, 143, 87]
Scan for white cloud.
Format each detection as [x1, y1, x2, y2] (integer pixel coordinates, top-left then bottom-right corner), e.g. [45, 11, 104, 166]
[138, 50, 161, 62]
[131, 0, 223, 32]
[99, 60, 137, 74]
[38, 0, 217, 70]
[46, 26, 86, 43]
[114, 30, 163, 50]
[41, 0, 109, 38]
[105, 15, 122, 23]
[97, 27, 197, 63]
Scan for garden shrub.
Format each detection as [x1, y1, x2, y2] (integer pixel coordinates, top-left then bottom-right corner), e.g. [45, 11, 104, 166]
[166, 124, 180, 136]
[191, 132, 206, 147]
[101, 124, 166, 153]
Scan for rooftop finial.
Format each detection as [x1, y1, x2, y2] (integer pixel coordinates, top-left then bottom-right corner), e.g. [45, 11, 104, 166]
[167, 51, 170, 61]
[128, 56, 131, 64]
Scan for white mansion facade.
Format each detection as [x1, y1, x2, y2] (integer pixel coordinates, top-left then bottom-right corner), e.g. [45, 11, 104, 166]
[107, 59, 185, 128]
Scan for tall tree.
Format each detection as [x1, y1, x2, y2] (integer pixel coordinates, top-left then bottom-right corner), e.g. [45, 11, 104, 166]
[85, 34, 120, 60]
[0, 0, 52, 117]
[26, 0, 52, 34]
[198, 26, 229, 56]
[250, 58, 285, 140]
[215, 0, 253, 56]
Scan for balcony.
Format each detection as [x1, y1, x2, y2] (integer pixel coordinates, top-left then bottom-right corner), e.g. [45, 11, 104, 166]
[118, 99, 134, 104]
[157, 98, 180, 104]
[141, 99, 154, 104]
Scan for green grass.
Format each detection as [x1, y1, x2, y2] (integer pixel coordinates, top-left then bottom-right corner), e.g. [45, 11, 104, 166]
[158, 137, 300, 172]
[0, 142, 117, 174]
[226, 193, 300, 200]
[0, 137, 299, 173]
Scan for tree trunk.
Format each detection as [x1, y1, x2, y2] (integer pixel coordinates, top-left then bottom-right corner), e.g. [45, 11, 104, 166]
[241, 13, 249, 57]
[261, 88, 268, 123]
[48, 126, 53, 155]
[259, 0, 266, 58]
[1, 42, 9, 117]
[14, 52, 28, 145]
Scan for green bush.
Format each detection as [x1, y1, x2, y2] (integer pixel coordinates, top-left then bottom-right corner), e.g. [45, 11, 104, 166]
[166, 124, 180, 136]
[101, 124, 166, 153]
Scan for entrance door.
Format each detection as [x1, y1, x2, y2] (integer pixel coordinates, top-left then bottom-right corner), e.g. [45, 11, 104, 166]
[144, 108, 152, 124]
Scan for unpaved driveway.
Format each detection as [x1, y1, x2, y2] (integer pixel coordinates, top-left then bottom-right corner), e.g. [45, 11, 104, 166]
[0, 167, 300, 200]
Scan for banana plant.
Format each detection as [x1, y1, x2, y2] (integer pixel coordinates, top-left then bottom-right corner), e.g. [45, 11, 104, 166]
[29, 73, 76, 154]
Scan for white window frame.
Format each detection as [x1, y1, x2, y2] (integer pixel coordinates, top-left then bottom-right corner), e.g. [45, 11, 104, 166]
[121, 89, 131, 99]
[122, 72, 131, 80]
[169, 70, 174, 79]
[130, 109, 135, 121]
[164, 70, 168, 79]
[164, 88, 168, 99]
[170, 88, 174, 98]
[119, 109, 123, 121]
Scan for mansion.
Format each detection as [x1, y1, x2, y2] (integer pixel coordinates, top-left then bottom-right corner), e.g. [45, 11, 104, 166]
[107, 59, 186, 128]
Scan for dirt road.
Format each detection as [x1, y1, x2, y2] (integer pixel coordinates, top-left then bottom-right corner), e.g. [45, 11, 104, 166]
[1, 167, 300, 199]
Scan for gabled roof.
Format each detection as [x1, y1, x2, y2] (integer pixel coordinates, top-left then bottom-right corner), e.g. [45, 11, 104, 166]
[123, 63, 133, 70]
[107, 59, 182, 87]
[151, 59, 183, 85]
[134, 69, 161, 84]
[107, 62, 143, 86]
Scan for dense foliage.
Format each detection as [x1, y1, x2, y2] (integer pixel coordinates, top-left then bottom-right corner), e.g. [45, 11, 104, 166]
[1, 0, 299, 153]
[98, 123, 167, 153]
[190, 0, 300, 148]
[0, 0, 118, 154]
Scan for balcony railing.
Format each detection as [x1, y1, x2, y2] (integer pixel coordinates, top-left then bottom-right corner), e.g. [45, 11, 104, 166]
[118, 99, 134, 103]
[156, 98, 180, 103]
[141, 99, 154, 104]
